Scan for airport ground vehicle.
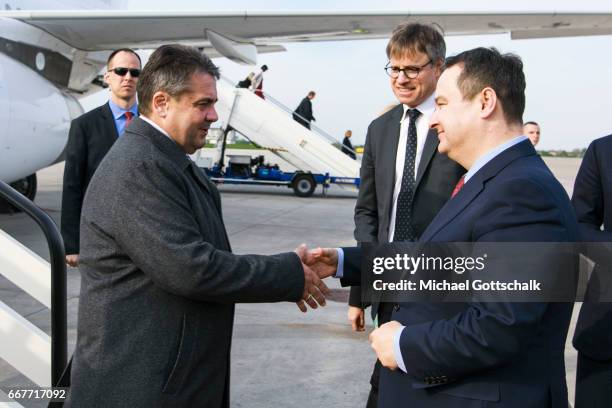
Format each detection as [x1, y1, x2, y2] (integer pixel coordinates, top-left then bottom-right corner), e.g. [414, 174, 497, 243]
[196, 128, 360, 197]
[204, 153, 360, 197]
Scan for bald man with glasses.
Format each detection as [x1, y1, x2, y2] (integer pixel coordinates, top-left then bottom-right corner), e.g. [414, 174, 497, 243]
[349, 23, 464, 407]
[61, 48, 141, 267]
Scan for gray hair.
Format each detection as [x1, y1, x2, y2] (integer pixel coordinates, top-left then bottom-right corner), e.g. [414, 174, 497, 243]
[137, 44, 220, 116]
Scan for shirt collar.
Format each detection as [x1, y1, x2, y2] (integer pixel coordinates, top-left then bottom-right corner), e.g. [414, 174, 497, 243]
[140, 116, 195, 159]
[139, 115, 173, 140]
[464, 135, 528, 183]
[400, 93, 436, 123]
[108, 99, 138, 120]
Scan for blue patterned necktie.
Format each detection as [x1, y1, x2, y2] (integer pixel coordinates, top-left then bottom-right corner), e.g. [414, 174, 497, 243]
[393, 108, 421, 241]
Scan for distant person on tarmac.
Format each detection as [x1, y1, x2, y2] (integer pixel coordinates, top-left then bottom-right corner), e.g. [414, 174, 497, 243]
[342, 130, 356, 159]
[251, 64, 268, 99]
[293, 91, 316, 129]
[523, 121, 541, 146]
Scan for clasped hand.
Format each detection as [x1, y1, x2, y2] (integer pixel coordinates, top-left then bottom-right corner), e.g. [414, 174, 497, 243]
[293, 245, 401, 370]
[293, 245, 339, 312]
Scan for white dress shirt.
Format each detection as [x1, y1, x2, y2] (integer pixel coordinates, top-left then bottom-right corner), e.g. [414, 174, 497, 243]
[388, 93, 436, 242]
[140, 115, 173, 140]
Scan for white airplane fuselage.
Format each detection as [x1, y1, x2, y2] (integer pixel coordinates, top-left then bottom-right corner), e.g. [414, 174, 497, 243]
[0, 49, 80, 183]
[1, 0, 124, 194]
[2, 2, 612, 201]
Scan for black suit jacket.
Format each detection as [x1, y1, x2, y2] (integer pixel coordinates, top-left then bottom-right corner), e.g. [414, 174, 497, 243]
[571, 134, 612, 360]
[293, 97, 314, 128]
[343, 140, 578, 408]
[350, 104, 464, 311]
[61, 103, 120, 254]
[342, 137, 356, 159]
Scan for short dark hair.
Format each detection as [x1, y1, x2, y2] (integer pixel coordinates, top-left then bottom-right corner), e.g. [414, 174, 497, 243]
[137, 44, 220, 116]
[386, 23, 446, 64]
[524, 121, 539, 127]
[444, 47, 525, 125]
[308, 91, 316, 97]
[261, 64, 268, 71]
[107, 48, 141, 67]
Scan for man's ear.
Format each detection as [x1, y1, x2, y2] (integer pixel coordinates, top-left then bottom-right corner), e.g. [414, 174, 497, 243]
[479, 87, 497, 119]
[152, 91, 170, 118]
[433, 59, 444, 79]
[103, 70, 110, 86]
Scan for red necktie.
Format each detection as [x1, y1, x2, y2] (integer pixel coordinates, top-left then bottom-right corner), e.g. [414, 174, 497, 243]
[124, 111, 133, 127]
[451, 175, 465, 198]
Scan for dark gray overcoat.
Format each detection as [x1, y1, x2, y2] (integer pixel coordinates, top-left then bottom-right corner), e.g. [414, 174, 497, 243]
[66, 118, 304, 407]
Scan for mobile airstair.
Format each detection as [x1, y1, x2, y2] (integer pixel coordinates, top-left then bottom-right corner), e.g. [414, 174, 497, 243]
[194, 78, 361, 196]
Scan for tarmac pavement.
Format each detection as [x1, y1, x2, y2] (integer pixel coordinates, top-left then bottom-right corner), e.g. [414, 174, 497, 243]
[0, 155, 582, 407]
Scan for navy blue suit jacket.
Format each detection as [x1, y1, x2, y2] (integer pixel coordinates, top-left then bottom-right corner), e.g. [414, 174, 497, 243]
[571, 134, 612, 361]
[342, 140, 578, 407]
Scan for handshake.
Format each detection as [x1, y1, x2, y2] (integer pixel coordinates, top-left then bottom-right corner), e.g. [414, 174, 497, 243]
[291, 244, 403, 370]
[293, 245, 340, 313]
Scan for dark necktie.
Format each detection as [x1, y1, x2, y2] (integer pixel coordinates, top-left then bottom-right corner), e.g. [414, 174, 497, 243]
[124, 111, 133, 127]
[451, 175, 465, 198]
[393, 108, 421, 241]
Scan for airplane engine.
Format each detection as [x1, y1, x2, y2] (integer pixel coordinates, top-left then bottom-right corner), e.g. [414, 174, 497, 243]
[0, 52, 82, 205]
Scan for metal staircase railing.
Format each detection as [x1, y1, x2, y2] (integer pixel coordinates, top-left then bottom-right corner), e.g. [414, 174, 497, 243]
[0, 180, 67, 388]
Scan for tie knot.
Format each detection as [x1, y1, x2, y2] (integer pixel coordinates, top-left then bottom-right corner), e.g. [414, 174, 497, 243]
[407, 108, 421, 122]
[124, 111, 133, 120]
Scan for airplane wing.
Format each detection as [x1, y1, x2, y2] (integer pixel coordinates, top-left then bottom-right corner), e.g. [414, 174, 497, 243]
[3, 10, 611, 91]
[2, 10, 612, 52]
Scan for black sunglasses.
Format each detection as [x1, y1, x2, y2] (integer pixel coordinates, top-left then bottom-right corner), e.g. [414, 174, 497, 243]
[110, 67, 141, 77]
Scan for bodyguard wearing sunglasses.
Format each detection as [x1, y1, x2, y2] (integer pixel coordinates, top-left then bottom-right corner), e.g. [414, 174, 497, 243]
[61, 48, 141, 267]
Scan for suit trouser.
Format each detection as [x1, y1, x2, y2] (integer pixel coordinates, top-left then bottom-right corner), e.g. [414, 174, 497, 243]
[365, 302, 394, 408]
[575, 352, 612, 408]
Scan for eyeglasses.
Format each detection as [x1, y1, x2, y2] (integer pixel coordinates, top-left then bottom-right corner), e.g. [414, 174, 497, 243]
[110, 67, 141, 77]
[384, 60, 432, 79]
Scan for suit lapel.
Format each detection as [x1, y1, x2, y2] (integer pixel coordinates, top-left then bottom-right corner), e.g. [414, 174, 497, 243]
[128, 118, 213, 197]
[419, 139, 536, 242]
[128, 118, 231, 250]
[101, 103, 120, 140]
[415, 129, 439, 189]
[188, 161, 213, 195]
[188, 160, 230, 249]
[382, 106, 403, 217]
[419, 177, 484, 242]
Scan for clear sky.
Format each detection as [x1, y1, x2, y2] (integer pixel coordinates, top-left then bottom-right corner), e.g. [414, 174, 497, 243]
[115, 1, 612, 150]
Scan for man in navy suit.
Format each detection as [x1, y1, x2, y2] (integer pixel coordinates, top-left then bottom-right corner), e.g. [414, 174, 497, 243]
[571, 134, 612, 407]
[310, 47, 578, 407]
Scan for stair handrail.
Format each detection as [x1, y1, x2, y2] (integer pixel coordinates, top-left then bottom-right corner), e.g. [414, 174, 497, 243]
[0, 180, 67, 386]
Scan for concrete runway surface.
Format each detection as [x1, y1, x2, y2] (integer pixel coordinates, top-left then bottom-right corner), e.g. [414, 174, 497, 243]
[0, 155, 583, 407]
